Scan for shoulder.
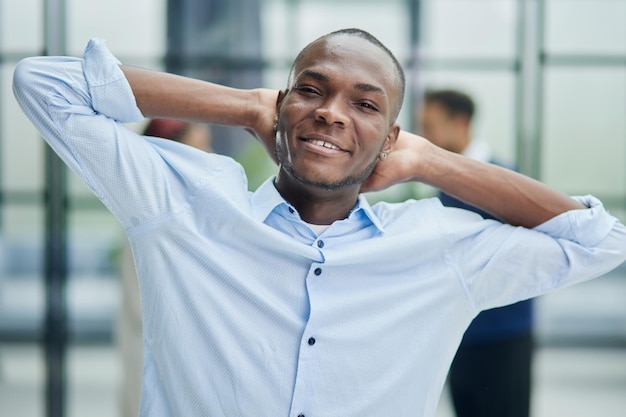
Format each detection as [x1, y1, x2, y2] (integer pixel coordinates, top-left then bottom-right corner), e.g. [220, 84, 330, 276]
[150, 136, 243, 172]
[371, 196, 491, 234]
[145, 136, 249, 192]
[370, 197, 444, 227]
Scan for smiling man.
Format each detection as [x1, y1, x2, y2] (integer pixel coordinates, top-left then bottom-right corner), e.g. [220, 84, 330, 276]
[274, 30, 401, 225]
[13, 29, 626, 417]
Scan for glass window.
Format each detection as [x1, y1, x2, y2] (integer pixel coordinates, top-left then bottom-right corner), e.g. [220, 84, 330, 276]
[67, 0, 166, 57]
[296, 1, 410, 62]
[419, 0, 518, 60]
[545, 0, 626, 55]
[0, 344, 45, 416]
[262, 67, 290, 91]
[260, 0, 292, 62]
[541, 67, 626, 201]
[67, 345, 119, 417]
[0, 0, 43, 53]
[261, 0, 410, 62]
[68, 207, 122, 255]
[0, 205, 44, 339]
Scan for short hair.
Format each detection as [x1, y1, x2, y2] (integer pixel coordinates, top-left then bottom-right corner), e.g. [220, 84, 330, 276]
[289, 28, 406, 120]
[424, 89, 475, 121]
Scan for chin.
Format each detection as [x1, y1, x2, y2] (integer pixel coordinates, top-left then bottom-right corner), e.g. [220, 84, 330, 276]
[281, 163, 339, 190]
[297, 170, 365, 192]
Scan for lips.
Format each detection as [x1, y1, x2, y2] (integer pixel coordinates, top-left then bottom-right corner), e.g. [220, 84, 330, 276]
[300, 134, 348, 154]
[306, 138, 341, 151]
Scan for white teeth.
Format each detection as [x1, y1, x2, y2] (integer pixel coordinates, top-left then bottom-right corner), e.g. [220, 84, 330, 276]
[308, 139, 340, 150]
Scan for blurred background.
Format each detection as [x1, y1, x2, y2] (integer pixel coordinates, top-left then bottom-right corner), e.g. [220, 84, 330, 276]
[0, 1, 624, 416]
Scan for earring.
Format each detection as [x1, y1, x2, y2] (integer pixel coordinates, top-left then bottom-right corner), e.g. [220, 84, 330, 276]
[380, 152, 388, 160]
[273, 115, 278, 131]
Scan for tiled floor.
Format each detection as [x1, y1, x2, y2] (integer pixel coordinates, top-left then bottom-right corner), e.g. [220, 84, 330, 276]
[1, 343, 625, 417]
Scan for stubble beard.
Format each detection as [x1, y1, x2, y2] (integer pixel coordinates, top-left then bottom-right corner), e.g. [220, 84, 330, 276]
[275, 139, 379, 192]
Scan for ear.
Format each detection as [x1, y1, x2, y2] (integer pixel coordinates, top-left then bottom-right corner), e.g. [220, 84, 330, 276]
[382, 123, 400, 153]
[276, 89, 288, 113]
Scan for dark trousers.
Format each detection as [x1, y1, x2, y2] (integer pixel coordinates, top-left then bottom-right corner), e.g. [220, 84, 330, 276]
[449, 332, 534, 417]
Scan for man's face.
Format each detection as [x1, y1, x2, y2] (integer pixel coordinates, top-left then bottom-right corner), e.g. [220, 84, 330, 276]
[419, 101, 467, 154]
[275, 35, 400, 191]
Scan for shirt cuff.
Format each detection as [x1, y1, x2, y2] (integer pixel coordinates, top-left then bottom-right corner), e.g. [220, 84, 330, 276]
[533, 195, 617, 247]
[82, 38, 144, 123]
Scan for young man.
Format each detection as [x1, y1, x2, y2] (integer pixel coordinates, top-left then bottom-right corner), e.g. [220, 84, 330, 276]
[13, 28, 626, 417]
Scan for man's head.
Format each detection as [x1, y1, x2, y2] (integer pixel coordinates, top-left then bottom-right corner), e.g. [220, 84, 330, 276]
[419, 89, 475, 154]
[274, 28, 404, 193]
[289, 29, 406, 121]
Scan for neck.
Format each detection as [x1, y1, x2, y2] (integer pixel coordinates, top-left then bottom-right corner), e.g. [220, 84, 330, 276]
[274, 171, 360, 225]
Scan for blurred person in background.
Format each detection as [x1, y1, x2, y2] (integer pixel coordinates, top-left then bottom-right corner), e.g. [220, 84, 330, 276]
[419, 89, 533, 417]
[117, 119, 212, 417]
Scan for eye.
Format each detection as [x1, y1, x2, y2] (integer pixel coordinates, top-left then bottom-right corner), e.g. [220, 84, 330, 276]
[295, 85, 320, 95]
[356, 101, 380, 112]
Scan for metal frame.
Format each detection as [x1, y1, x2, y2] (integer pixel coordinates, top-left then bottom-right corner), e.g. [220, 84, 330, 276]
[43, 2, 69, 417]
[516, 0, 545, 179]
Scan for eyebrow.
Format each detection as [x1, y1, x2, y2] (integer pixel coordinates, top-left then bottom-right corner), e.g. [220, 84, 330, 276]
[300, 69, 329, 82]
[299, 69, 386, 96]
[354, 82, 385, 95]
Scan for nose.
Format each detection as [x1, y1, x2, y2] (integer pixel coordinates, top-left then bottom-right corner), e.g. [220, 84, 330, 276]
[314, 97, 350, 127]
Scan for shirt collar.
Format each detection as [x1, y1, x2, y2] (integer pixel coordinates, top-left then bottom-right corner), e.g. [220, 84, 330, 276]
[250, 177, 385, 233]
[354, 194, 385, 233]
[250, 177, 287, 222]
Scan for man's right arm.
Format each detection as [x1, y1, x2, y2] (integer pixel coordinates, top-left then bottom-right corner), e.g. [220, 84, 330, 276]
[13, 39, 252, 228]
[120, 65, 280, 160]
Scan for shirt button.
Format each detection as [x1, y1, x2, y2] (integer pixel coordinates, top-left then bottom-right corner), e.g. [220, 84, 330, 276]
[288, 207, 295, 213]
[298, 414, 305, 417]
[308, 337, 316, 346]
[317, 240, 324, 248]
[314, 267, 322, 276]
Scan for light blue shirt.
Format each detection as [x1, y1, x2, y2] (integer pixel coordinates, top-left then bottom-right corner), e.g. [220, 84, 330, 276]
[13, 39, 626, 417]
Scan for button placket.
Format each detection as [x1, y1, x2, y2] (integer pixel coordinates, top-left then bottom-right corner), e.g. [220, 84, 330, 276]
[290, 260, 325, 416]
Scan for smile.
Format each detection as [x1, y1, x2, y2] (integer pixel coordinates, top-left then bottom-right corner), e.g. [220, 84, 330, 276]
[304, 138, 342, 151]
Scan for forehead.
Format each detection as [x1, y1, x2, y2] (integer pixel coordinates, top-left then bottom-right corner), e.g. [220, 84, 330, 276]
[292, 35, 399, 96]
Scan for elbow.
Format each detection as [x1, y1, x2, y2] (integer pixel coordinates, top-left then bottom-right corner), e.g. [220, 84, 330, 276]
[603, 221, 626, 271]
[12, 57, 42, 105]
[617, 224, 626, 261]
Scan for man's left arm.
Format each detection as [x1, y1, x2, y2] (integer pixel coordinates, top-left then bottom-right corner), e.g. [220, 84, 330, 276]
[368, 132, 626, 308]
[361, 130, 584, 228]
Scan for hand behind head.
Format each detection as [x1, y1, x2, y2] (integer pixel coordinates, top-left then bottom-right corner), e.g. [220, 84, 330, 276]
[360, 132, 429, 193]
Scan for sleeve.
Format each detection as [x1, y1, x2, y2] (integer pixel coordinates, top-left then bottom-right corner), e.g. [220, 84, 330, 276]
[12, 39, 197, 229]
[440, 196, 626, 312]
